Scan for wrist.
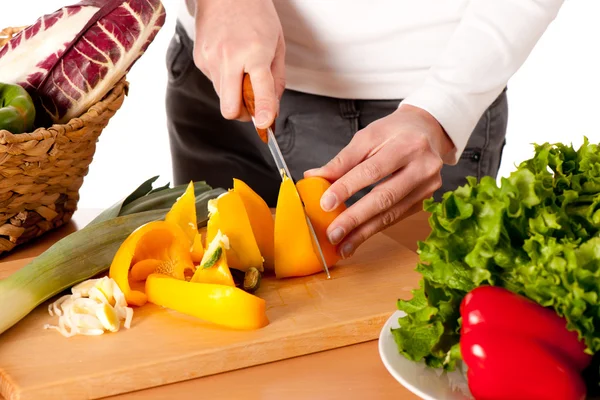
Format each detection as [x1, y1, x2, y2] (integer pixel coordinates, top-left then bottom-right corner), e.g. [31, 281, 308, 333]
[400, 104, 455, 160]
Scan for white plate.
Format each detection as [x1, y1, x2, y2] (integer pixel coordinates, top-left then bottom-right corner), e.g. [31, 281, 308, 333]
[378, 311, 473, 400]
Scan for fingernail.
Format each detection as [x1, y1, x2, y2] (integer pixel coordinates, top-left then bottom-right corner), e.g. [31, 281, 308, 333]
[256, 110, 270, 127]
[328, 227, 345, 245]
[321, 192, 337, 212]
[340, 242, 354, 259]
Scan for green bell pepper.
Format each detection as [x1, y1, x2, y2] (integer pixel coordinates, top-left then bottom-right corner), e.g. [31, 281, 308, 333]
[0, 83, 36, 134]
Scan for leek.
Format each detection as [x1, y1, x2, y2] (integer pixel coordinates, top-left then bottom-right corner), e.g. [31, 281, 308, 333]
[0, 177, 225, 336]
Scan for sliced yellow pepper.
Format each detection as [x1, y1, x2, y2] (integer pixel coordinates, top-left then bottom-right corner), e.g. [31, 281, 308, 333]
[130, 259, 162, 281]
[165, 181, 198, 245]
[274, 175, 323, 278]
[205, 202, 220, 246]
[190, 232, 205, 263]
[109, 220, 195, 306]
[191, 231, 235, 287]
[190, 256, 235, 287]
[233, 178, 275, 270]
[205, 191, 264, 272]
[146, 273, 269, 330]
[296, 176, 347, 267]
[273, 176, 348, 278]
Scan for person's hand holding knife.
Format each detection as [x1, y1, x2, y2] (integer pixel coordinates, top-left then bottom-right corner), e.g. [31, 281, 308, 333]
[188, 0, 285, 129]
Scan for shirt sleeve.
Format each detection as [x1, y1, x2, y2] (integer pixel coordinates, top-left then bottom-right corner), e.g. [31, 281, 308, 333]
[400, 0, 565, 165]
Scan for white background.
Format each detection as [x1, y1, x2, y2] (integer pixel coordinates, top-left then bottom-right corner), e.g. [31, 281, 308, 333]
[1, 1, 599, 209]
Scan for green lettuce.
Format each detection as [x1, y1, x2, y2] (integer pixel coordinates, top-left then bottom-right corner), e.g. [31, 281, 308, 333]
[392, 137, 600, 370]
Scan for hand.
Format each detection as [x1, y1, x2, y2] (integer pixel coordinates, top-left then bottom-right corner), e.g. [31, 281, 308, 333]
[190, 0, 285, 128]
[304, 104, 455, 258]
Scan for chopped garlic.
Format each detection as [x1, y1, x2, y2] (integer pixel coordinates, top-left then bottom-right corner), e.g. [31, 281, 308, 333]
[44, 276, 134, 338]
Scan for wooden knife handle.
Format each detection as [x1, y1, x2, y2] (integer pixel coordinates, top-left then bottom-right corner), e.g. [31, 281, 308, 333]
[241, 73, 272, 144]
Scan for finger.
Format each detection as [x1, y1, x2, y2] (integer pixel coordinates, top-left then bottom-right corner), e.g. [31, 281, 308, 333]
[271, 37, 286, 101]
[218, 61, 244, 120]
[337, 176, 442, 259]
[217, 65, 252, 121]
[325, 159, 426, 245]
[206, 64, 252, 122]
[320, 138, 417, 212]
[245, 66, 277, 128]
[303, 133, 368, 182]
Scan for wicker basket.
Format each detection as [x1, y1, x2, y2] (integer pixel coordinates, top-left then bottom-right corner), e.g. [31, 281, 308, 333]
[0, 27, 129, 255]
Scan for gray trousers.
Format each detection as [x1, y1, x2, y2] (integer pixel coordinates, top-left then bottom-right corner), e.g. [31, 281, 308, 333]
[165, 23, 508, 208]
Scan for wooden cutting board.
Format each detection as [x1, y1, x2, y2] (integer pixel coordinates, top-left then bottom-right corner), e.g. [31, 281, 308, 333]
[0, 233, 421, 400]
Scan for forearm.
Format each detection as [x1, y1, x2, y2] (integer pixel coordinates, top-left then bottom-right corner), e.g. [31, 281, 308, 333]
[401, 0, 565, 164]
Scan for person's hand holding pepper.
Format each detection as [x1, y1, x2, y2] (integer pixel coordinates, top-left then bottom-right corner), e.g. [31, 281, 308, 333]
[304, 104, 455, 259]
[188, 0, 285, 128]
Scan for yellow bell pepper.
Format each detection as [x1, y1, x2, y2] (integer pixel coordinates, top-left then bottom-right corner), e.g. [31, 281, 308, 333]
[165, 181, 198, 245]
[130, 259, 162, 281]
[191, 259, 235, 287]
[296, 176, 347, 267]
[233, 178, 275, 270]
[109, 220, 196, 306]
[274, 175, 324, 278]
[205, 191, 264, 272]
[146, 273, 269, 330]
[191, 231, 235, 287]
[206, 203, 220, 246]
[190, 232, 205, 263]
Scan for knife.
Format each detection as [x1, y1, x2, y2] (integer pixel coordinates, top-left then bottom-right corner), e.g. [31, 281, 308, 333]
[241, 73, 331, 279]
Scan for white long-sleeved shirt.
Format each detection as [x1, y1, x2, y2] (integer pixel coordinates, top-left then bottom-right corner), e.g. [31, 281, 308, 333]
[178, 0, 564, 164]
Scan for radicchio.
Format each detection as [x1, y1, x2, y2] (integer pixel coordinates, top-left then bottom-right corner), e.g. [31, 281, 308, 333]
[0, 0, 166, 125]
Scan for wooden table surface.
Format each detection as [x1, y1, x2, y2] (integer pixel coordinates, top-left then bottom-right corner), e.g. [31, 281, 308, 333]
[0, 209, 433, 400]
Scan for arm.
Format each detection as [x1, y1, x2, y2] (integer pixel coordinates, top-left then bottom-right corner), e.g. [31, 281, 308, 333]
[401, 0, 565, 164]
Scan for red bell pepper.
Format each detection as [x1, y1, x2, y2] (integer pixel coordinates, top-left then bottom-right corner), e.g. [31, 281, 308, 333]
[461, 329, 587, 400]
[460, 285, 592, 370]
[459, 286, 590, 400]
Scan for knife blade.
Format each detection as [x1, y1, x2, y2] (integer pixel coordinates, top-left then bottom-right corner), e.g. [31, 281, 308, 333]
[241, 73, 331, 279]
